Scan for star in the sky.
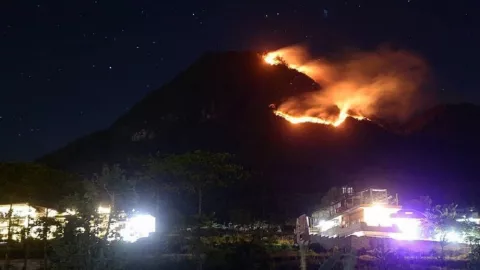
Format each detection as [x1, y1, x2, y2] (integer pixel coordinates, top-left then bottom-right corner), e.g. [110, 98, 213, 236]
[1, 0, 479, 162]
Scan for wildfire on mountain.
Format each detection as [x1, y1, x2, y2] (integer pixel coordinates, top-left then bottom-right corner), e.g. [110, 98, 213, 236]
[263, 45, 429, 127]
[273, 108, 366, 127]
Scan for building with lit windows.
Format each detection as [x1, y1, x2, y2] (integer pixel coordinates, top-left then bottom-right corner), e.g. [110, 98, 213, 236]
[309, 187, 426, 240]
[0, 203, 155, 243]
[0, 203, 58, 241]
[309, 187, 479, 243]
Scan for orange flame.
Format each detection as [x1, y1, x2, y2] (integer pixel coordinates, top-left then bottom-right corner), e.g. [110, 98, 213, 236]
[273, 107, 366, 127]
[263, 46, 311, 73]
[263, 45, 428, 127]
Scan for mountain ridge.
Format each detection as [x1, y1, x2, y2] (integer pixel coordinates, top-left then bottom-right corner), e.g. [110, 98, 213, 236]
[37, 51, 480, 208]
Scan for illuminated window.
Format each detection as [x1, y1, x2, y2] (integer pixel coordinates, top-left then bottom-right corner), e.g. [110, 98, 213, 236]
[342, 186, 353, 194]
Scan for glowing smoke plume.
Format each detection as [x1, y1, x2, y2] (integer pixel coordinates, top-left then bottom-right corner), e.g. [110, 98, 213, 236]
[264, 45, 429, 127]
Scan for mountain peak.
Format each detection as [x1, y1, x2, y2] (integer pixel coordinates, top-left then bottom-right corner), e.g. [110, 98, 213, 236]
[39, 50, 317, 171]
[37, 51, 480, 206]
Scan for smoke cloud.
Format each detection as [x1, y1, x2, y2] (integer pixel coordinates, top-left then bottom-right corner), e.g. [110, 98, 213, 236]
[268, 45, 431, 124]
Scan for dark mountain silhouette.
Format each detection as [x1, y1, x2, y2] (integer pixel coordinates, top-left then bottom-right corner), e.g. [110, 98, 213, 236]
[38, 51, 480, 219]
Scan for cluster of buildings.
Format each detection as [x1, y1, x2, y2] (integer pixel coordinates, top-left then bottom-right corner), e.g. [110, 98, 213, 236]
[0, 203, 155, 243]
[307, 187, 479, 243]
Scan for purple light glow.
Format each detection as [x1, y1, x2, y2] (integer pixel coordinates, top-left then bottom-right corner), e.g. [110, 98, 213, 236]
[391, 218, 421, 240]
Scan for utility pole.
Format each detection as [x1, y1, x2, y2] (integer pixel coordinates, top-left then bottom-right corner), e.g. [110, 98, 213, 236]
[299, 244, 307, 270]
[296, 214, 310, 270]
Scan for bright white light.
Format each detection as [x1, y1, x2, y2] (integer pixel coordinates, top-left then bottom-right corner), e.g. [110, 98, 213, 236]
[446, 231, 461, 243]
[47, 209, 58, 216]
[363, 205, 398, 227]
[98, 206, 111, 214]
[316, 219, 336, 232]
[392, 218, 421, 240]
[119, 214, 155, 242]
[434, 231, 462, 243]
[457, 217, 480, 225]
[351, 231, 365, 237]
[0, 204, 35, 217]
[65, 208, 76, 215]
[314, 219, 324, 228]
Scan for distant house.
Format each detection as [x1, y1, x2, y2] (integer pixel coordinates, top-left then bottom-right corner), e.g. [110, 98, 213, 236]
[0, 203, 58, 241]
[0, 203, 155, 242]
[309, 187, 426, 240]
[308, 187, 479, 243]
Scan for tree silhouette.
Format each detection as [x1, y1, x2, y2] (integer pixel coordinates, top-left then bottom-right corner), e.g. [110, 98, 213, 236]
[151, 150, 247, 217]
[0, 162, 76, 205]
[93, 165, 136, 242]
[34, 209, 62, 270]
[423, 203, 458, 264]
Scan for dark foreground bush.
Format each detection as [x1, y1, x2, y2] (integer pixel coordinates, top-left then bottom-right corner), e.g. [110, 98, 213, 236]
[126, 259, 196, 270]
[204, 242, 272, 270]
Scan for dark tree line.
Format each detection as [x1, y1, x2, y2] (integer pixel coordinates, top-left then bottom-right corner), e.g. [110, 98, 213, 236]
[0, 150, 247, 269]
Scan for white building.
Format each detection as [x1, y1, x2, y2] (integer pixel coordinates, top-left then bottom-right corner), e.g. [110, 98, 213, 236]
[309, 188, 424, 240]
[309, 187, 479, 242]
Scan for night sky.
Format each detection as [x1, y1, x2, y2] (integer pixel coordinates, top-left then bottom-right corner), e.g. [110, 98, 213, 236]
[1, 0, 479, 161]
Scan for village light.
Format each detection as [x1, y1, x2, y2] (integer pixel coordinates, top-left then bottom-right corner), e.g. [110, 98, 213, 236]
[65, 208, 76, 215]
[446, 231, 462, 243]
[316, 219, 336, 232]
[392, 218, 421, 240]
[98, 206, 111, 214]
[363, 204, 398, 227]
[315, 220, 325, 228]
[119, 214, 156, 243]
